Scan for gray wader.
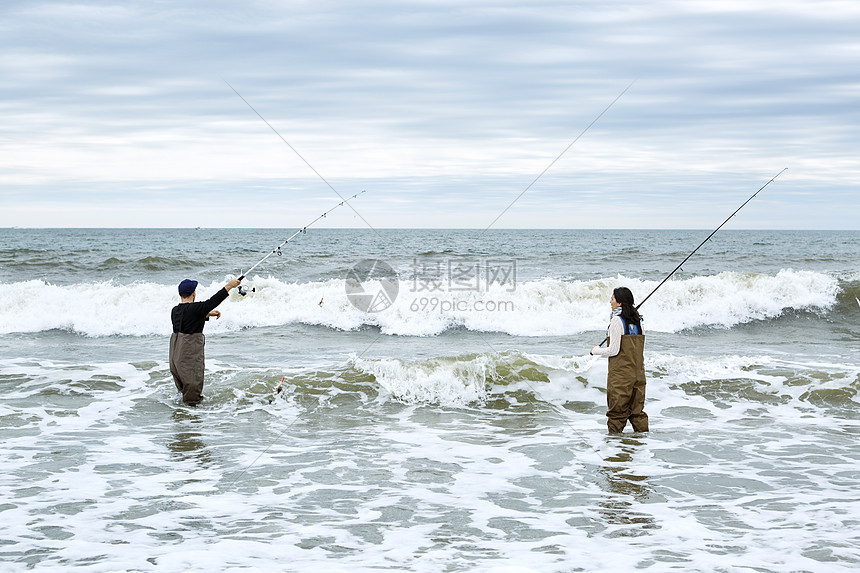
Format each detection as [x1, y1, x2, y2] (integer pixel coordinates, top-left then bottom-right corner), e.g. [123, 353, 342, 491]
[169, 332, 205, 405]
[606, 333, 649, 433]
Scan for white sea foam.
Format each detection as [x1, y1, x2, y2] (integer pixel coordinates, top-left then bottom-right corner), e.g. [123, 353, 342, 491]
[0, 270, 840, 337]
[349, 349, 859, 415]
[350, 354, 492, 406]
[2, 352, 859, 572]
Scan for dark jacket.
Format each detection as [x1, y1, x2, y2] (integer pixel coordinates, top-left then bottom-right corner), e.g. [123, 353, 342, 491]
[169, 288, 229, 404]
[171, 288, 229, 333]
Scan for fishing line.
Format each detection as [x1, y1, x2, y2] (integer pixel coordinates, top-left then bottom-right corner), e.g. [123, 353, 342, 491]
[239, 190, 366, 280]
[483, 80, 636, 232]
[219, 81, 390, 486]
[224, 191, 369, 486]
[597, 167, 788, 346]
[226, 386, 324, 488]
[222, 78, 380, 237]
[224, 80, 634, 475]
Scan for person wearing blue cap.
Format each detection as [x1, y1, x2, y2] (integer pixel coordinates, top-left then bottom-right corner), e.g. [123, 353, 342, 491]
[169, 277, 241, 405]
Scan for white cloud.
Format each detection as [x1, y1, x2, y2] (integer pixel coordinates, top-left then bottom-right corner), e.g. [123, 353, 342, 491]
[0, 0, 857, 228]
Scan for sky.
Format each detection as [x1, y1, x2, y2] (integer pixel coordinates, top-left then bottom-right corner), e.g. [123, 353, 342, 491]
[1, 0, 858, 229]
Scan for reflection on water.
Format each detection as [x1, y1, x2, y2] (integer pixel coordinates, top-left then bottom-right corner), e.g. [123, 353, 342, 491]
[597, 435, 659, 536]
[168, 408, 213, 468]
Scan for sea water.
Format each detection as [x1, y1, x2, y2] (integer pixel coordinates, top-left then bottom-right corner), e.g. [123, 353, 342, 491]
[0, 228, 858, 572]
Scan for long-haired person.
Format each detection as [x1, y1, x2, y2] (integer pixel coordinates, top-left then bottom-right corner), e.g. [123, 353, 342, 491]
[590, 287, 649, 433]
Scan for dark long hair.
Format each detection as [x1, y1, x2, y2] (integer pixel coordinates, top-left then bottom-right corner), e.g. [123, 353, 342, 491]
[613, 287, 642, 327]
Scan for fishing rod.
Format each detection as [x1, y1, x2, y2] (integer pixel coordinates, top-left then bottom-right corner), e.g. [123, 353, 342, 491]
[238, 190, 365, 280]
[597, 167, 787, 346]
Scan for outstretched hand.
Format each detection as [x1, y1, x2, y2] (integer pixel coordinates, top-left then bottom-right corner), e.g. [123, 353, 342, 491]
[208, 310, 222, 320]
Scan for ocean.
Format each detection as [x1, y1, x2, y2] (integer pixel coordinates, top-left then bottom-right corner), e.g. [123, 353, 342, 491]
[0, 228, 858, 572]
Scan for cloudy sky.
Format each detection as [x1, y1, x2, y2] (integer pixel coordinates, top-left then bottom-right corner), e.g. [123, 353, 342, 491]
[2, 0, 858, 229]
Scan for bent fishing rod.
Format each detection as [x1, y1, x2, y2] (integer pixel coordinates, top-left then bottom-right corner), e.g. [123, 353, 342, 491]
[238, 190, 366, 280]
[597, 167, 787, 346]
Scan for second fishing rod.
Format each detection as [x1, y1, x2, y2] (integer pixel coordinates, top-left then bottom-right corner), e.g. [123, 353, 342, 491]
[596, 168, 787, 347]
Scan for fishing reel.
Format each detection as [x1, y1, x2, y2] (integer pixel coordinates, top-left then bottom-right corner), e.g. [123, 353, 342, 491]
[237, 285, 256, 297]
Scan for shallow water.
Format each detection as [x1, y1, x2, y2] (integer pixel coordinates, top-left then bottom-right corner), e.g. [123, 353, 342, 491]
[1, 229, 858, 571]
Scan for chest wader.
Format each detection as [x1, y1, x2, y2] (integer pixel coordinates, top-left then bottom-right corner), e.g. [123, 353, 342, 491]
[606, 333, 648, 433]
[169, 332, 206, 405]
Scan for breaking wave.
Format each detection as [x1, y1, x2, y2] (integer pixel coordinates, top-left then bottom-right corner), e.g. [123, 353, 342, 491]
[0, 270, 841, 337]
[345, 350, 859, 411]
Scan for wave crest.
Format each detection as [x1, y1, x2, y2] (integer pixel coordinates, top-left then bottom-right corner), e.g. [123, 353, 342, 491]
[0, 270, 839, 337]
